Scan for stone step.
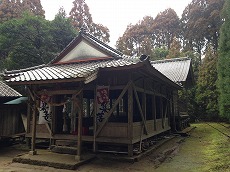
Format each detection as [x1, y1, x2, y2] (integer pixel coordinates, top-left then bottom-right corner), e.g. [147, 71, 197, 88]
[50, 145, 77, 155]
[55, 139, 77, 147]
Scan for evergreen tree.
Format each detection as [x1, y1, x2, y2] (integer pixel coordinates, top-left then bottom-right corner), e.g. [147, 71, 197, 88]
[51, 7, 77, 51]
[116, 8, 180, 56]
[0, 0, 21, 23]
[152, 8, 181, 49]
[217, 0, 230, 121]
[181, 0, 224, 55]
[166, 37, 181, 59]
[150, 47, 168, 60]
[0, 0, 44, 23]
[21, 0, 45, 17]
[69, 0, 92, 31]
[0, 13, 53, 70]
[69, 0, 110, 43]
[196, 46, 219, 120]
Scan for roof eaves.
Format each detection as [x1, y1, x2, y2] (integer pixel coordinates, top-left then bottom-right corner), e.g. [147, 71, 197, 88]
[3, 64, 47, 75]
[144, 60, 182, 89]
[81, 33, 122, 59]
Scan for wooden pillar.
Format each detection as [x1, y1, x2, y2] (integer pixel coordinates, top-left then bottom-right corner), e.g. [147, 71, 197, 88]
[93, 86, 98, 152]
[128, 85, 133, 157]
[172, 90, 178, 131]
[26, 96, 31, 134]
[76, 90, 83, 161]
[160, 97, 164, 129]
[152, 95, 157, 131]
[26, 95, 31, 147]
[87, 99, 90, 117]
[142, 93, 146, 120]
[50, 96, 56, 145]
[30, 96, 38, 155]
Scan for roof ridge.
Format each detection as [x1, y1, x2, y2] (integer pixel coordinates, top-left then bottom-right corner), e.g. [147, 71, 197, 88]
[82, 31, 123, 57]
[151, 57, 190, 64]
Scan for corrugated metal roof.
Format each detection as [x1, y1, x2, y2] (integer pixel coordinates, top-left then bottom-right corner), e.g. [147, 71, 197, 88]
[4, 58, 139, 84]
[151, 57, 192, 84]
[0, 81, 22, 97]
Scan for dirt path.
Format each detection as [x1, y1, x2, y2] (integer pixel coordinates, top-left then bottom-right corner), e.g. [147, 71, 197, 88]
[0, 123, 229, 172]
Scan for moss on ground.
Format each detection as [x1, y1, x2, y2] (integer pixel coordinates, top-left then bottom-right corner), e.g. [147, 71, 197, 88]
[155, 122, 230, 172]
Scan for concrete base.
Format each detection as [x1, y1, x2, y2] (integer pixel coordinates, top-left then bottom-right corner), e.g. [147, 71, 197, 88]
[98, 136, 176, 163]
[13, 150, 96, 170]
[29, 150, 37, 155]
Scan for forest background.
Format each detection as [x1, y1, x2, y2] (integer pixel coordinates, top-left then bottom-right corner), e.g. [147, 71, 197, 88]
[0, 0, 229, 122]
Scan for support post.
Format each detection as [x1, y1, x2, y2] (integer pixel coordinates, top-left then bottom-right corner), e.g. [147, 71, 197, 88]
[76, 90, 83, 161]
[128, 85, 133, 157]
[152, 95, 157, 131]
[160, 97, 163, 129]
[30, 95, 38, 155]
[93, 85, 97, 152]
[142, 92, 146, 120]
[26, 95, 31, 148]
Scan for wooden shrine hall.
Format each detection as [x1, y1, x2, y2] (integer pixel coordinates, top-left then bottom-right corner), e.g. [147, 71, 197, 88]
[2, 30, 193, 159]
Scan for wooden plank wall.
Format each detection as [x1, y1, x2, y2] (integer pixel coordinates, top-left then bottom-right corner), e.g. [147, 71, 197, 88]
[0, 105, 26, 137]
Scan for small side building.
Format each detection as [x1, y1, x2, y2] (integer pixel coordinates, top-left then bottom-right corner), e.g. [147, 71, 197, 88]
[0, 81, 26, 138]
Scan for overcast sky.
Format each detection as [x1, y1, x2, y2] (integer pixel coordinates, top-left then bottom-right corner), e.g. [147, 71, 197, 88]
[41, 0, 192, 46]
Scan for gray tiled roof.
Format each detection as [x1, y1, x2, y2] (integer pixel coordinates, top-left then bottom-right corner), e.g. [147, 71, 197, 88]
[4, 58, 139, 84]
[0, 81, 21, 97]
[2, 30, 191, 88]
[151, 57, 192, 84]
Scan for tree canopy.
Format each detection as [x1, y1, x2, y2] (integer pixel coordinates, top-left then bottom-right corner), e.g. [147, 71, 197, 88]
[69, 0, 110, 43]
[196, 46, 219, 120]
[217, 0, 230, 121]
[0, 12, 76, 70]
[116, 8, 180, 57]
[0, 0, 44, 23]
[181, 0, 224, 55]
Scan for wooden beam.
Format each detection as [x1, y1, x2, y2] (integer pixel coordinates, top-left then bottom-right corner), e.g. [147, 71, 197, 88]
[27, 87, 35, 101]
[37, 89, 82, 96]
[95, 81, 132, 137]
[8, 78, 85, 86]
[134, 86, 167, 98]
[133, 85, 148, 135]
